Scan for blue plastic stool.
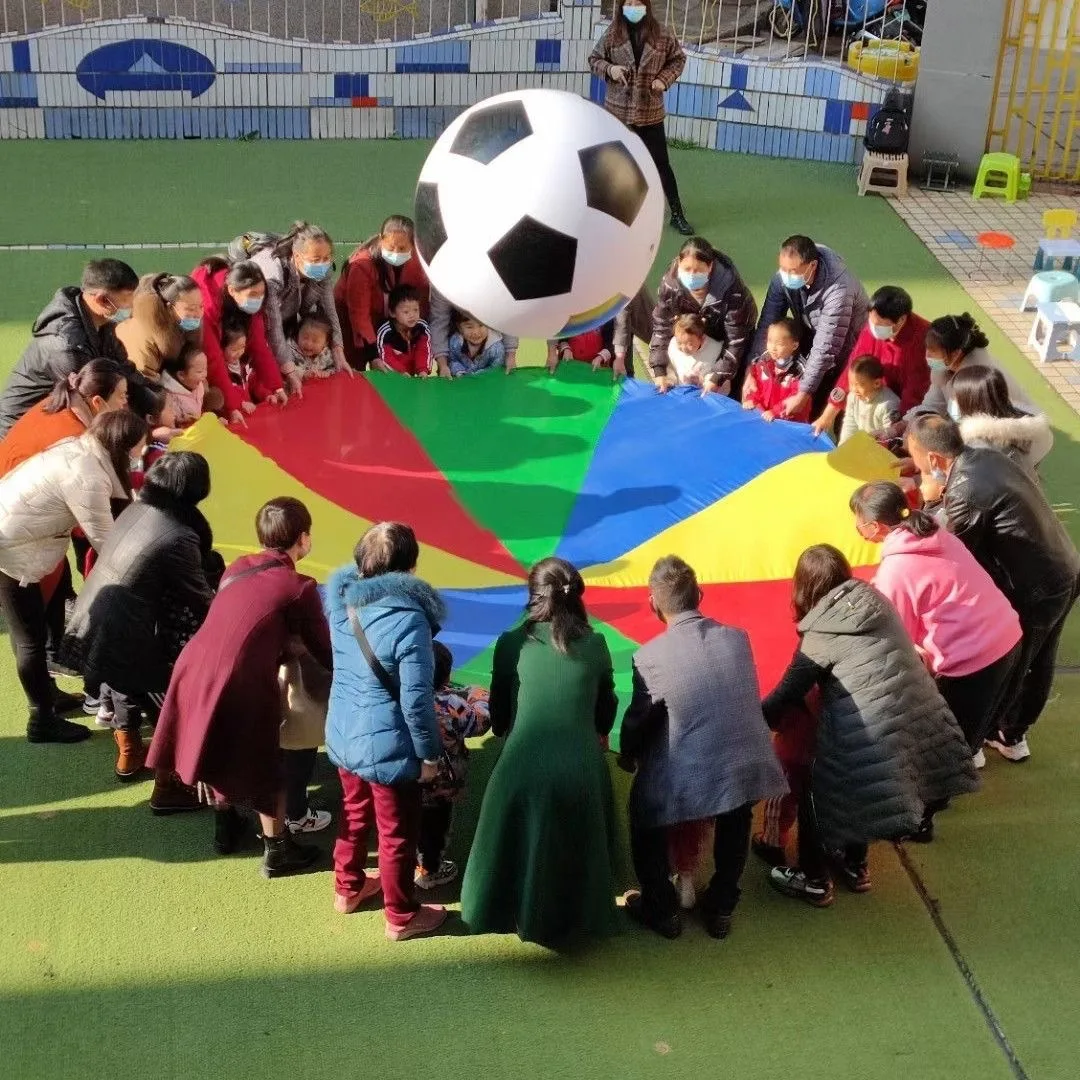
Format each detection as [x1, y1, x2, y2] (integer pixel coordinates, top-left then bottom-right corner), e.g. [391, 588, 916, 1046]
[1021, 270, 1080, 312]
[1033, 237, 1080, 272]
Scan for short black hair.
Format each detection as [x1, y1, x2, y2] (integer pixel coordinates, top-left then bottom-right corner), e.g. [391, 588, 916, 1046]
[388, 284, 421, 313]
[353, 521, 419, 578]
[780, 235, 818, 264]
[648, 555, 700, 616]
[433, 641, 453, 689]
[299, 312, 333, 338]
[768, 317, 801, 341]
[869, 285, 913, 322]
[850, 355, 884, 381]
[142, 451, 211, 505]
[82, 258, 138, 293]
[908, 414, 965, 458]
[256, 497, 312, 551]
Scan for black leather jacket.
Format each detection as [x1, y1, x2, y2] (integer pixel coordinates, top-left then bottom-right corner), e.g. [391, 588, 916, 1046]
[937, 447, 1079, 614]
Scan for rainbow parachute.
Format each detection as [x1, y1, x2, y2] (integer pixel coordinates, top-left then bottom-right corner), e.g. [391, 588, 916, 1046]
[174, 366, 894, 742]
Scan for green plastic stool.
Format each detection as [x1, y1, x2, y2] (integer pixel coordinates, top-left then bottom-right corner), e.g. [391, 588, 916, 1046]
[973, 152, 1021, 202]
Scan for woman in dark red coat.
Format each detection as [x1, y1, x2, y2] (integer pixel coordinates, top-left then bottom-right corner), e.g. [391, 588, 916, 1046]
[147, 496, 331, 878]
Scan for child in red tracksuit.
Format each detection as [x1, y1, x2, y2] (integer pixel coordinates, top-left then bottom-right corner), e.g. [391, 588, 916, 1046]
[549, 319, 615, 372]
[742, 317, 810, 423]
[222, 323, 279, 407]
[376, 284, 431, 377]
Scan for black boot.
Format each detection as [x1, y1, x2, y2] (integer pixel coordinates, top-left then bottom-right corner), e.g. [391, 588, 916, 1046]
[668, 202, 694, 236]
[261, 832, 319, 879]
[26, 706, 91, 744]
[52, 685, 85, 715]
[214, 806, 247, 855]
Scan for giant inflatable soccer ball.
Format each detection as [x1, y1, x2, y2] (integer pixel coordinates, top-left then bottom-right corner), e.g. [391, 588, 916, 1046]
[414, 89, 665, 340]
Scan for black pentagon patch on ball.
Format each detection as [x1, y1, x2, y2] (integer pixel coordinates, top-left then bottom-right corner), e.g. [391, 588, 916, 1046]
[414, 180, 448, 265]
[449, 99, 533, 165]
[488, 217, 577, 301]
[578, 140, 649, 227]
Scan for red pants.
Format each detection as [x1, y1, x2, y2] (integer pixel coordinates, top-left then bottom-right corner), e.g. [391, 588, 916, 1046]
[334, 768, 421, 928]
[668, 819, 710, 875]
[759, 696, 819, 848]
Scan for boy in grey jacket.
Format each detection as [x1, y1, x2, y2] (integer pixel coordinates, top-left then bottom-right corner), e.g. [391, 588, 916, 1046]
[620, 556, 787, 941]
[839, 355, 901, 444]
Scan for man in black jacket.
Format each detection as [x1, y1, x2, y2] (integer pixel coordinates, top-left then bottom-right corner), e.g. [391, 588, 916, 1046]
[0, 258, 154, 436]
[908, 414, 1080, 762]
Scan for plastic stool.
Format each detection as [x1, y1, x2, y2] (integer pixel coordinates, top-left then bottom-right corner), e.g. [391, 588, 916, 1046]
[1021, 270, 1080, 311]
[858, 151, 909, 197]
[972, 152, 1021, 202]
[1034, 208, 1080, 272]
[1028, 300, 1080, 362]
[975, 230, 1016, 277]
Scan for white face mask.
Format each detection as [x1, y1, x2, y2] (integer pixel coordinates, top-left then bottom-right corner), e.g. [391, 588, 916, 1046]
[381, 249, 411, 268]
[869, 322, 894, 341]
[947, 399, 962, 422]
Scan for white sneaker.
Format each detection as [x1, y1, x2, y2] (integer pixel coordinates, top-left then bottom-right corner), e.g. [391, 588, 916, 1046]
[676, 873, 696, 911]
[972, 749, 986, 769]
[286, 809, 332, 834]
[986, 733, 1031, 763]
[95, 704, 115, 729]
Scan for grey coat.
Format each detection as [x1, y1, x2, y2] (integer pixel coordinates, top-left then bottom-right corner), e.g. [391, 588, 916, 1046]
[763, 579, 978, 846]
[753, 245, 869, 395]
[621, 612, 787, 829]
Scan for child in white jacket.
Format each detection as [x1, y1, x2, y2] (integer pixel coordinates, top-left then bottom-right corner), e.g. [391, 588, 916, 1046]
[839, 355, 901, 444]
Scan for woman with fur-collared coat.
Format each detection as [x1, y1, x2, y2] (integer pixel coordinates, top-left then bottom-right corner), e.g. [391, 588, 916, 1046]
[762, 545, 978, 907]
[590, 0, 693, 235]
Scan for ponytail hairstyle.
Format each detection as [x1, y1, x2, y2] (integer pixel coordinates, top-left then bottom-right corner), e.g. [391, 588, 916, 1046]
[850, 481, 938, 539]
[86, 410, 149, 500]
[150, 272, 198, 307]
[42, 358, 125, 415]
[676, 235, 720, 269]
[673, 312, 707, 338]
[273, 220, 334, 261]
[214, 259, 266, 320]
[925, 313, 990, 358]
[791, 544, 852, 622]
[950, 364, 1023, 421]
[524, 557, 589, 654]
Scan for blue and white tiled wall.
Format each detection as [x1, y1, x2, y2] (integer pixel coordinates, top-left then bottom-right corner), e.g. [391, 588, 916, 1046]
[0, 2, 899, 165]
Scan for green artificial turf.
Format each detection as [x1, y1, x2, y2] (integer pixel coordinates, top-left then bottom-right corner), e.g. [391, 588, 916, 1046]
[1, 140, 1078, 1080]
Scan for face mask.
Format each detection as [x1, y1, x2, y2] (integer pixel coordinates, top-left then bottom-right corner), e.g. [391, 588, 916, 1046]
[678, 269, 708, 290]
[129, 456, 143, 472]
[774, 356, 794, 371]
[947, 399, 962, 422]
[623, 4, 646, 22]
[178, 315, 202, 333]
[930, 467, 948, 483]
[869, 322, 894, 341]
[300, 261, 331, 281]
[238, 296, 264, 315]
[381, 249, 411, 267]
[927, 356, 948, 373]
[779, 271, 806, 290]
[109, 307, 132, 324]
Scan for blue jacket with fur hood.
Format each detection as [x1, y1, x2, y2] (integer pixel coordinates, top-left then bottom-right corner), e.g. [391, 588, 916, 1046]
[325, 568, 446, 785]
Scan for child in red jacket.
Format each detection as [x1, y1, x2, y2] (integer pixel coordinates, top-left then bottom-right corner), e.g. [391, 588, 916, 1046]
[548, 320, 615, 373]
[375, 285, 431, 377]
[742, 318, 810, 423]
[222, 323, 282, 407]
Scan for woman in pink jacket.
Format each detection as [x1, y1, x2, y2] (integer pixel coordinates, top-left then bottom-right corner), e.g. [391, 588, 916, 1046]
[850, 481, 1022, 763]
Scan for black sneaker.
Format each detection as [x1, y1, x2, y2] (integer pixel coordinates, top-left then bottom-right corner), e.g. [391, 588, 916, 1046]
[52, 688, 85, 715]
[898, 818, 934, 844]
[261, 833, 320, 878]
[702, 910, 733, 940]
[624, 890, 682, 939]
[769, 866, 835, 908]
[669, 210, 694, 236]
[214, 807, 247, 855]
[47, 661, 82, 680]
[828, 852, 872, 893]
[27, 716, 92, 744]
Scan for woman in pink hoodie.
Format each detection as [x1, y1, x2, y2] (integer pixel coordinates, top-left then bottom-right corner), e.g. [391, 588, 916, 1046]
[850, 481, 1022, 762]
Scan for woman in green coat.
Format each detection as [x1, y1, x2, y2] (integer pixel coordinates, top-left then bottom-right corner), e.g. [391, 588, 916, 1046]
[460, 557, 619, 946]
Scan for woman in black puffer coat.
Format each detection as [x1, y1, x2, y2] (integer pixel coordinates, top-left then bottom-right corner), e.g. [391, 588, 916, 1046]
[61, 452, 221, 786]
[762, 544, 978, 907]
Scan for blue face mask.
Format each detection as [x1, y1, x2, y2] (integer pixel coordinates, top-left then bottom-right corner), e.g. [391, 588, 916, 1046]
[927, 356, 948, 373]
[109, 307, 132, 324]
[930, 467, 948, 483]
[381, 249, 411, 268]
[238, 296, 264, 315]
[947, 398, 962, 422]
[678, 269, 709, 291]
[623, 4, 646, 22]
[178, 316, 202, 333]
[300, 261, 332, 281]
[779, 271, 806, 290]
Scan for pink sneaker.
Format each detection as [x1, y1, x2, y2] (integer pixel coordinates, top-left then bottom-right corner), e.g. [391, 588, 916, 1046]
[385, 904, 447, 941]
[334, 875, 382, 914]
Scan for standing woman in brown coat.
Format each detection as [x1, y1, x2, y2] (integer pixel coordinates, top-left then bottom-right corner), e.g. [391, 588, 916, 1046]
[590, 0, 694, 235]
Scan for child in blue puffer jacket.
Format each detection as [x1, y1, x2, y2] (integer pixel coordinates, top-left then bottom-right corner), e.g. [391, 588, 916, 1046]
[324, 521, 449, 942]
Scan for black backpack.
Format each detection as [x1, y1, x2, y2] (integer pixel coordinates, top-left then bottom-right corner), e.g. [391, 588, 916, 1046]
[864, 103, 911, 154]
